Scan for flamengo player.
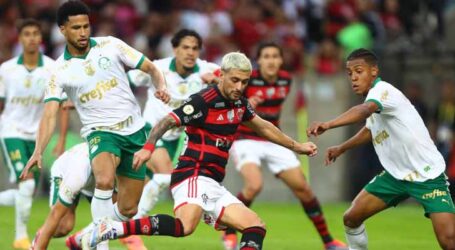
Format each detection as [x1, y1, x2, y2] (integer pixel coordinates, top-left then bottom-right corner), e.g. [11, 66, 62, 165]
[308, 48, 455, 250]
[0, 19, 56, 250]
[20, 1, 169, 249]
[31, 143, 94, 249]
[223, 42, 347, 250]
[83, 52, 317, 250]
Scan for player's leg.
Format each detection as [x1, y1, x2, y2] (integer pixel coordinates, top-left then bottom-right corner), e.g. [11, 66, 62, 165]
[278, 167, 347, 249]
[410, 174, 455, 249]
[0, 138, 37, 249]
[344, 171, 406, 250]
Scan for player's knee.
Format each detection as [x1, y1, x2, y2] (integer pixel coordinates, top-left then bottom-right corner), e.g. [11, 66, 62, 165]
[54, 220, 74, 237]
[244, 182, 263, 198]
[181, 220, 197, 236]
[437, 231, 455, 250]
[343, 210, 362, 228]
[94, 176, 115, 190]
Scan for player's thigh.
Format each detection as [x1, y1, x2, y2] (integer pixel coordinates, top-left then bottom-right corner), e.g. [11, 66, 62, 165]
[429, 212, 455, 248]
[88, 132, 121, 187]
[344, 189, 389, 226]
[0, 137, 35, 181]
[219, 203, 264, 231]
[116, 175, 145, 215]
[174, 203, 204, 234]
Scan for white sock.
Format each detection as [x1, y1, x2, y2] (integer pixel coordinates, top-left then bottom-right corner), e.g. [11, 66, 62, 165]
[112, 202, 130, 222]
[15, 179, 35, 240]
[134, 174, 170, 219]
[345, 224, 368, 250]
[0, 189, 17, 206]
[92, 189, 114, 221]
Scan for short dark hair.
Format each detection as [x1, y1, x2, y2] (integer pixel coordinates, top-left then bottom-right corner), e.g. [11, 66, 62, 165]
[256, 42, 283, 59]
[56, 0, 90, 26]
[347, 48, 378, 66]
[171, 29, 202, 48]
[17, 19, 41, 33]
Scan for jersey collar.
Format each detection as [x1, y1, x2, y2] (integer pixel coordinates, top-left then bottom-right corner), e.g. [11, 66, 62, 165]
[372, 77, 382, 88]
[17, 53, 44, 67]
[169, 58, 200, 77]
[63, 38, 98, 60]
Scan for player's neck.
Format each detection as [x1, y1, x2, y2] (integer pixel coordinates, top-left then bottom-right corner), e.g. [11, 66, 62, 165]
[67, 43, 90, 58]
[261, 73, 278, 84]
[176, 63, 192, 78]
[22, 51, 40, 69]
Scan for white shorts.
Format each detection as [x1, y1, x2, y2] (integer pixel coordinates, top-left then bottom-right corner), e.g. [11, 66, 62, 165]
[230, 139, 301, 174]
[171, 176, 242, 230]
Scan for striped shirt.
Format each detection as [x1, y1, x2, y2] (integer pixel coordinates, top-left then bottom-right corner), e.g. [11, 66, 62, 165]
[169, 86, 256, 186]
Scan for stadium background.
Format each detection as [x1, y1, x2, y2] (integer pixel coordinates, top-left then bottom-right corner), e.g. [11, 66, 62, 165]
[1, 0, 455, 249]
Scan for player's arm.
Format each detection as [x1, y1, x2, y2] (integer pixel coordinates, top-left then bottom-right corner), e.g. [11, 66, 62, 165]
[138, 59, 170, 103]
[243, 115, 317, 156]
[20, 101, 60, 178]
[132, 114, 178, 170]
[52, 101, 73, 157]
[34, 201, 71, 248]
[307, 101, 378, 137]
[325, 126, 372, 166]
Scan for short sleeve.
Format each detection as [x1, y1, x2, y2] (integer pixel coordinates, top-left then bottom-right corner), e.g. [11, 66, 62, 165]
[44, 73, 65, 103]
[0, 66, 5, 99]
[127, 69, 151, 87]
[364, 84, 395, 115]
[170, 94, 207, 126]
[111, 36, 145, 69]
[242, 98, 256, 122]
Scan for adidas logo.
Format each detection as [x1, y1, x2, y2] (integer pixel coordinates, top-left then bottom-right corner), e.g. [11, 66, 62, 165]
[217, 114, 224, 121]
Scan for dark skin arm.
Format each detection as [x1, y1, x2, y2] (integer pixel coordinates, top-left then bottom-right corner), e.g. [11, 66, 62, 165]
[132, 115, 178, 169]
[325, 126, 372, 165]
[307, 101, 379, 137]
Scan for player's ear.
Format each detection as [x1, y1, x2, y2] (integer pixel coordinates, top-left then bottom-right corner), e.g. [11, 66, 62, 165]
[371, 65, 379, 78]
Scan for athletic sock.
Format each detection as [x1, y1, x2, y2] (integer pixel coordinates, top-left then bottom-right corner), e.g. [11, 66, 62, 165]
[345, 224, 368, 250]
[110, 215, 184, 238]
[112, 202, 130, 222]
[239, 226, 266, 250]
[301, 197, 333, 243]
[91, 189, 113, 221]
[0, 189, 17, 206]
[15, 179, 35, 240]
[237, 192, 253, 207]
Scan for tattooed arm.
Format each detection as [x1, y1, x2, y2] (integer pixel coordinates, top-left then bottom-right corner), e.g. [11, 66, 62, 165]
[132, 115, 178, 170]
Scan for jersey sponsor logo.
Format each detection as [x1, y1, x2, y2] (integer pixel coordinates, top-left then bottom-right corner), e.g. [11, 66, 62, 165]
[277, 79, 288, 85]
[215, 137, 233, 148]
[214, 102, 225, 108]
[11, 95, 42, 106]
[422, 189, 448, 200]
[252, 79, 264, 85]
[372, 130, 389, 146]
[79, 78, 119, 103]
[183, 104, 194, 115]
[98, 57, 112, 70]
[217, 114, 224, 121]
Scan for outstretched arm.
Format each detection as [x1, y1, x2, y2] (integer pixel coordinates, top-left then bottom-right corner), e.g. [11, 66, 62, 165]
[52, 102, 72, 157]
[325, 126, 372, 165]
[307, 102, 378, 137]
[132, 114, 179, 169]
[21, 101, 60, 179]
[243, 115, 317, 156]
[138, 59, 170, 103]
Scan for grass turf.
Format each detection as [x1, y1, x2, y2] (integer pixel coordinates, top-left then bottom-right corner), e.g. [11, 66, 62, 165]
[0, 198, 440, 249]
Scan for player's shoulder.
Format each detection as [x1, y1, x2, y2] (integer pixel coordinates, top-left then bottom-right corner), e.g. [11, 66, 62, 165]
[0, 56, 19, 70]
[42, 55, 56, 67]
[153, 57, 173, 70]
[196, 58, 219, 72]
[277, 70, 292, 80]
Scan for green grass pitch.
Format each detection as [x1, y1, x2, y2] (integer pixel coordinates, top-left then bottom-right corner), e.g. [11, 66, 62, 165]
[0, 198, 440, 249]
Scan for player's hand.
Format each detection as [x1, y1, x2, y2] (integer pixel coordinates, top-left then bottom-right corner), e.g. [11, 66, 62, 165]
[132, 149, 152, 171]
[248, 95, 264, 108]
[201, 72, 219, 84]
[155, 88, 170, 104]
[293, 141, 318, 156]
[20, 153, 42, 180]
[307, 121, 330, 137]
[325, 145, 345, 166]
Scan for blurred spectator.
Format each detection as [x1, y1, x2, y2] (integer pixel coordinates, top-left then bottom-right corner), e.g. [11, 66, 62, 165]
[325, 0, 356, 38]
[429, 79, 455, 164]
[337, 13, 373, 57]
[380, 0, 402, 41]
[355, 0, 386, 53]
[403, 81, 429, 123]
[314, 38, 342, 76]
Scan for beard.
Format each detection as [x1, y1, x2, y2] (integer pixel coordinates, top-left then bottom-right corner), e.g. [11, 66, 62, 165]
[68, 39, 89, 52]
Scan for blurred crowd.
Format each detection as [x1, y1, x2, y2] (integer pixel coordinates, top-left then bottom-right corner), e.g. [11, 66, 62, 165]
[1, 0, 455, 192]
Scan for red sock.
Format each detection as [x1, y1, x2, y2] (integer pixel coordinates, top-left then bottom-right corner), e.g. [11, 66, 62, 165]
[301, 198, 333, 243]
[237, 192, 253, 207]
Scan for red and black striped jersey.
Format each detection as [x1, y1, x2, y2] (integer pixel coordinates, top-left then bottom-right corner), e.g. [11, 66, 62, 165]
[169, 86, 256, 186]
[237, 69, 292, 140]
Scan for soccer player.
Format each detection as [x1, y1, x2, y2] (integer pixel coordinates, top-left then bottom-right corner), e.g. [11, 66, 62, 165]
[128, 29, 219, 219]
[223, 42, 347, 250]
[31, 143, 94, 249]
[83, 52, 317, 250]
[307, 48, 455, 250]
[0, 19, 56, 250]
[20, 0, 169, 248]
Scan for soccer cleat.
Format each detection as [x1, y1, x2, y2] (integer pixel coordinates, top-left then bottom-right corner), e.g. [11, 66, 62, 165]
[221, 232, 238, 250]
[66, 233, 82, 250]
[82, 217, 117, 250]
[324, 239, 348, 250]
[12, 237, 31, 250]
[119, 235, 147, 250]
